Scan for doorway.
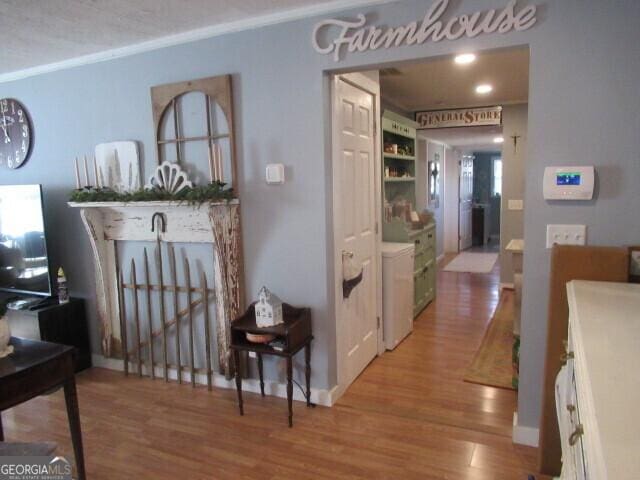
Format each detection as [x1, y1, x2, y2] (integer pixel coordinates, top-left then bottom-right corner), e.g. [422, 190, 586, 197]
[331, 46, 530, 398]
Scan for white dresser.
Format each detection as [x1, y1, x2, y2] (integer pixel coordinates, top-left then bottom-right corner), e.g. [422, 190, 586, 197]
[556, 280, 640, 479]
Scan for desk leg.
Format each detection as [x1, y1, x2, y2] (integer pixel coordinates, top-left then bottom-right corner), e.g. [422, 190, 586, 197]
[305, 343, 311, 407]
[286, 356, 293, 428]
[0, 412, 4, 441]
[233, 349, 243, 415]
[64, 378, 86, 480]
[257, 353, 265, 397]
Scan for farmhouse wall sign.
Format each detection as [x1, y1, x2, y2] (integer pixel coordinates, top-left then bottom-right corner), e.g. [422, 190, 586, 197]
[312, 0, 537, 62]
[416, 106, 503, 129]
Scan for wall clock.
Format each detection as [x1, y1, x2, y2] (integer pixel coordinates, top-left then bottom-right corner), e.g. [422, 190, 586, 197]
[0, 98, 33, 169]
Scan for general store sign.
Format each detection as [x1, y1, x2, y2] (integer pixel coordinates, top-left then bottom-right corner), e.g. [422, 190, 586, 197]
[312, 0, 537, 62]
[416, 106, 502, 129]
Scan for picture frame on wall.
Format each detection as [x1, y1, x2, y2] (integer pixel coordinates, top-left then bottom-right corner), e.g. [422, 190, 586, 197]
[429, 153, 440, 208]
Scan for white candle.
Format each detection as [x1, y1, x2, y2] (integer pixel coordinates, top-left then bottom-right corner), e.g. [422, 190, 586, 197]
[93, 156, 100, 188]
[74, 157, 81, 189]
[83, 155, 90, 187]
[216, 145, 223, 182]
[208, 146, 214, 183]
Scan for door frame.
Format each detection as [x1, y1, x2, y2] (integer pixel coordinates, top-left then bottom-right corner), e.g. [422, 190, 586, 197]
[331, 71, 383, 401]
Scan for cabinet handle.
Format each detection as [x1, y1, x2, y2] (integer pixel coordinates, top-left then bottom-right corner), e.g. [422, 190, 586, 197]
[569, 424, 584, 446]
[566, 404, 576, 414]
[428, 234, 433, 239]
[415, 239, 420, 244]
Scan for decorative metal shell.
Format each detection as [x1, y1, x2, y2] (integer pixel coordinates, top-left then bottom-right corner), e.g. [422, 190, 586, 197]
[145, 161, 193, 193]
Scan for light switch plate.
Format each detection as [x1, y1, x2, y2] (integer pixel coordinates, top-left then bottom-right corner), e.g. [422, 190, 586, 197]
[546, 224, 587, 248]
[265, 163, 285, 184]
[508, 199, 524, 210]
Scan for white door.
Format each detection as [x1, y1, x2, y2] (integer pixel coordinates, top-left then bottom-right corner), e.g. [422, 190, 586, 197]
[332, 75, 379, 389]
[459, 155, 473, 251]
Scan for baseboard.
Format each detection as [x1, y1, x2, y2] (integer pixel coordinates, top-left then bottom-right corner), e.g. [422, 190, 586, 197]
[512, 412, 540, 447]
[91, 354, 335, 407]
[500, 282, 515, 290]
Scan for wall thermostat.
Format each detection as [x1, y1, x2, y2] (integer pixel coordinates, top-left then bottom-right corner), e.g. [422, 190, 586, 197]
[543, 166, 594, 200]
[265, 163, 285, 184]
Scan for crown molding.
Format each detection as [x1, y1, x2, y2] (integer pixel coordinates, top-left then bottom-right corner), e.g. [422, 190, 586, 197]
[0, 0, 399, 84]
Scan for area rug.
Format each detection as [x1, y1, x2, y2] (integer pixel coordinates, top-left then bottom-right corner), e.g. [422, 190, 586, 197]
[443, 252, 498, 273]
[464, 291, 515, 390]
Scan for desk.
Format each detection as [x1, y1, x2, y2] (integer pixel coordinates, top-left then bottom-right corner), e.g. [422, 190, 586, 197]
[0, 337, 86, 480]
[231, 304, 312, 427]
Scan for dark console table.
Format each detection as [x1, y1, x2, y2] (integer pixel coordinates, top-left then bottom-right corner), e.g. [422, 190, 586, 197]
[230, 303, 312, 427]
[7, 298, 91, 372]
[0, 337, 86, 480]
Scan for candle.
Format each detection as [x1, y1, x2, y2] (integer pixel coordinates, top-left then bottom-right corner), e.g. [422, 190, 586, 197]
[74, 157, 81, 189]
[83, 155, 90, 187]
[93, 156, 100, 188]
[208, 146, 214, 183]
[215, 145, 223, 182]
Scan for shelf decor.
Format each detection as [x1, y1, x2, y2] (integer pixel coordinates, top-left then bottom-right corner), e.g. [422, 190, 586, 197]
[255, 286, 284, 328]
[68, 182, 234, 204]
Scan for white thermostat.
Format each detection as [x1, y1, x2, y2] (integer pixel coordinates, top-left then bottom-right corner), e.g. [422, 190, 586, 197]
[265, 163, 285, 184]
[543, 166, 594, 200]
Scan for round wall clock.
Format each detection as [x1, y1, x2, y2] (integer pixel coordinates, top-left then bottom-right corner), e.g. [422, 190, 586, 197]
[0, 98, 33, 169]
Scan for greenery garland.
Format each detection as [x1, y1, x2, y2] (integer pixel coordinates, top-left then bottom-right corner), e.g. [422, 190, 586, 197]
[69, 182, 235, 205]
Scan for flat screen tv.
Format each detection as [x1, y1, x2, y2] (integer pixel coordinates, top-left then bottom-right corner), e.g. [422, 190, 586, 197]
[0, 184, 52, 297]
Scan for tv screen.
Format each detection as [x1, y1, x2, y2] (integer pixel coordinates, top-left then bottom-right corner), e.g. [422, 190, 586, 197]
[0, 185, 52, 296]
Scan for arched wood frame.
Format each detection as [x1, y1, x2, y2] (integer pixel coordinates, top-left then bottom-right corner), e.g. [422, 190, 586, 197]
[151, 74, 238, 192]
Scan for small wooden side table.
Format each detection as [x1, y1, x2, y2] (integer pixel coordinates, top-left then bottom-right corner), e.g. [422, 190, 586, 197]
[0, 337, 86, 480]
[230, 303, 312, 427]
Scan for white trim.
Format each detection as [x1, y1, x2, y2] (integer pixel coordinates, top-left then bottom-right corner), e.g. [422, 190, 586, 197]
[91, 354, 336, 407]
[512, 412, 540, 447]
[500, 282, 515, 290]
[436, 253, 445, 264]
[0, 0, 398, 84]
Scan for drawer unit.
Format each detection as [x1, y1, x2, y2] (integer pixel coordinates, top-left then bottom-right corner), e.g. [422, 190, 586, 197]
[384, 221, 437, 318]
[558, 281, 640, 480]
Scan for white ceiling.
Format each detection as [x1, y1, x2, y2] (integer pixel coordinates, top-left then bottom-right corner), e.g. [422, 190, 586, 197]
[0, 0, 384, 79]
[382, 47, 528, 153]
[381, 47, 529, 112]
[420, 126, 503, 154]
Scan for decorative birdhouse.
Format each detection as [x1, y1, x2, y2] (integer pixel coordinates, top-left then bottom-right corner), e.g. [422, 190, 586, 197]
[255, 286, 284, 328]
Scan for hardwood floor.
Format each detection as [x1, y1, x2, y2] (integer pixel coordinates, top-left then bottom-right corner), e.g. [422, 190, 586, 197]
[1, 256, 548, 479]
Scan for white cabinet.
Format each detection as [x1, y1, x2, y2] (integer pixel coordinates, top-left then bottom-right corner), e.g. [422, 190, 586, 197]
[557, 281, 640, 480]
[381, 242, 415, 350]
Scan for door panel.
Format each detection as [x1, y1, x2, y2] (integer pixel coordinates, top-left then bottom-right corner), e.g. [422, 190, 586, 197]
[335, 77, 378, 387]
[459, 156, 473, 251]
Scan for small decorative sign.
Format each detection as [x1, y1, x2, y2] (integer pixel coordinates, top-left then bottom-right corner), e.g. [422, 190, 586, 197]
[415, 106, 502, 129]
[312, 0, 537, 62]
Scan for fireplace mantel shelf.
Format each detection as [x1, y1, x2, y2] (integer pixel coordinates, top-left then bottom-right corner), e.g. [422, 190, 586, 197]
[68, 199, 239, 209]
[69, 198, 244, 378]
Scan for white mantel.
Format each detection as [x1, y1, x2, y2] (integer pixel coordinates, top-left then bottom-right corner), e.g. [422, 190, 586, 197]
[68, 199, 244, 378]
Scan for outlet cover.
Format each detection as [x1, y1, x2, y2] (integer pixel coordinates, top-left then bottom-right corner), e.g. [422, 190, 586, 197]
[546, 224, 587, 249]
[508, 199, 524, 210]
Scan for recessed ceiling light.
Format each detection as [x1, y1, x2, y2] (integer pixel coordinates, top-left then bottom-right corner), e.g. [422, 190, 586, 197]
[475, 84, 493, 94]
[454, 53, 476, 65]
[493, 136, 504, 144]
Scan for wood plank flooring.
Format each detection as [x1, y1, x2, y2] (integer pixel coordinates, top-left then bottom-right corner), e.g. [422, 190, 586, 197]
[1, 255, 549, 479]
